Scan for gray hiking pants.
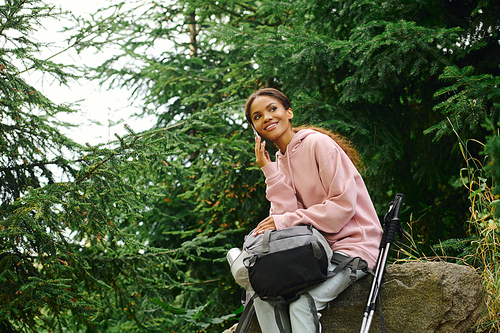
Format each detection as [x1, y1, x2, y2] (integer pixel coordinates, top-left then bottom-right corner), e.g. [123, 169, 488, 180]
[253, 262, 367, 333]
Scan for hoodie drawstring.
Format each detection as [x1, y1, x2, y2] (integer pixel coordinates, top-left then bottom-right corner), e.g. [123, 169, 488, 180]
[287, 151, 297, 194]
[277, 149, 297, 194]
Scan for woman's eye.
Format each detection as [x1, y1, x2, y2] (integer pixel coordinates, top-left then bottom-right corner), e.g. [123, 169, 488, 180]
[254, 115, 261, 120]
[270, 107, 276, 112]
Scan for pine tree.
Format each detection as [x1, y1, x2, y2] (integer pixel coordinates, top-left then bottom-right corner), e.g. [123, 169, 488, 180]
[0, 0, 80, 204]
[1, 1, 252, 331]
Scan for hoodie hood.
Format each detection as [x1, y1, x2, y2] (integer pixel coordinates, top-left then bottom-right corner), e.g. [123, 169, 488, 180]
[276, 128, 317, 159]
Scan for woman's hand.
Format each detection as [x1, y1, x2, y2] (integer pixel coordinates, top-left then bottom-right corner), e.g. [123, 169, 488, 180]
[255, 135, 271, 168]
[252, 216, 276, 236]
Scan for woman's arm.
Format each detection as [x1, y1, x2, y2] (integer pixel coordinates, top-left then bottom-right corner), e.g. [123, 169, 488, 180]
[261, 163, 299, 215]
[253, 135, 297, 234]
[254, 132, 298, 215]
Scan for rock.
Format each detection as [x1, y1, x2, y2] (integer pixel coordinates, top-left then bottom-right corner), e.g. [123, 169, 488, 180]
[231, 262, 483, 333]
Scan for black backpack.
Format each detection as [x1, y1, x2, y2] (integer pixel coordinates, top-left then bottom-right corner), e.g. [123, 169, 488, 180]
[230, 225, 372, 333]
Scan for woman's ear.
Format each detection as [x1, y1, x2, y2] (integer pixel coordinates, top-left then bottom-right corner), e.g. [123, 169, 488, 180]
[287, 108, 293, 120]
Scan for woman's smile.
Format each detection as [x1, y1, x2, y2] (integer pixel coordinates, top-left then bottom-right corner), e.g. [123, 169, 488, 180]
[264, 121, 279, 131]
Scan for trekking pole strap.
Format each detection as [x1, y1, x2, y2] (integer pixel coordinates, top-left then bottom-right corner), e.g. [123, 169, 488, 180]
[377, 291, 387, 333]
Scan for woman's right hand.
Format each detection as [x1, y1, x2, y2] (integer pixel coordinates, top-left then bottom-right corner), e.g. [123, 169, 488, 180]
[255, 135, 271, 168]
[252, 216, 276, 236]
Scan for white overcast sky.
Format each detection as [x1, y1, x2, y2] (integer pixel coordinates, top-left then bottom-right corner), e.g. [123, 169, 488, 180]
[30, 0, 155, 145]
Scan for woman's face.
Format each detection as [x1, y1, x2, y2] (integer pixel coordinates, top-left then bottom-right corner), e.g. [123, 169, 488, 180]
[249, 95, 293, 140]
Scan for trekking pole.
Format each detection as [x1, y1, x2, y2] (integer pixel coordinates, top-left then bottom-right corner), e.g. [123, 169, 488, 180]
[359, 193, 404, 333]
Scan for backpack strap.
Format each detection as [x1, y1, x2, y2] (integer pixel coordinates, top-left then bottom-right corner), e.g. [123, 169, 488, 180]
[234, 293, 258, 333]
[272, 294, 320, 333]
[261, 230, 273, 253]
[302, 292, 321, 333]
[327, 253, 374, 282]
[274, 306, 287, 333]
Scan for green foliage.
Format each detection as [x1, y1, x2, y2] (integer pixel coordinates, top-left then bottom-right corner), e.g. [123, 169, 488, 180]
[1, 1, 264, 331]
[483, 121, 500, 196]
[151, 298, 238, 329]
[0, 0, 80, 203]
[206, 0, 500, 249]
[428, 66, 500, 141]
[1, 107, 260, 332]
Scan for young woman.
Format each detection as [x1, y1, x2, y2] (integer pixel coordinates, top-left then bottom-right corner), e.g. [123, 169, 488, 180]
[245, 88, 383, 332]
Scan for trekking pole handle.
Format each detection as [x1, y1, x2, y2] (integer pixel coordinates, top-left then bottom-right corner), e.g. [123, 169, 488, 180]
[384, 194, 404, 245]
[379, 193, 404, 248]
[391, 193, 404, 219]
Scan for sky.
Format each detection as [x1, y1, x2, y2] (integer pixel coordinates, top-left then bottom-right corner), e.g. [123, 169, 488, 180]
[30, 0, 156, 145]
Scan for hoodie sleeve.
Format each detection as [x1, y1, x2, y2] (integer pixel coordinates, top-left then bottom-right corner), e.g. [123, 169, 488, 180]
[267, 140, 358, 233]
[260, 163, 299, 220]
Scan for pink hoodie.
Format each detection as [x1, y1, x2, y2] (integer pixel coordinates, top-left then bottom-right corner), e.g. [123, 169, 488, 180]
[260, 129, 382, 269]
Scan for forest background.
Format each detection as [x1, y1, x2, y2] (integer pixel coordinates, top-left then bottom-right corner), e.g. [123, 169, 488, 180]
[1, 0, 499, 332]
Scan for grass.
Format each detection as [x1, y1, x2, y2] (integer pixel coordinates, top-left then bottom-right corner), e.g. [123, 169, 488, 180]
[459, 139, 500, 332]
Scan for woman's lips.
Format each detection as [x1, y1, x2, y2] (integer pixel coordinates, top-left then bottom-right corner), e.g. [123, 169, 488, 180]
[264, 122, 278, 131]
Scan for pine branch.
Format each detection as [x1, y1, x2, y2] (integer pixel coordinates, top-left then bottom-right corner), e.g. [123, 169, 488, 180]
[15, 36, 83, 76]
[0, 157, 77, 173]
[0, 0, 27, 36]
